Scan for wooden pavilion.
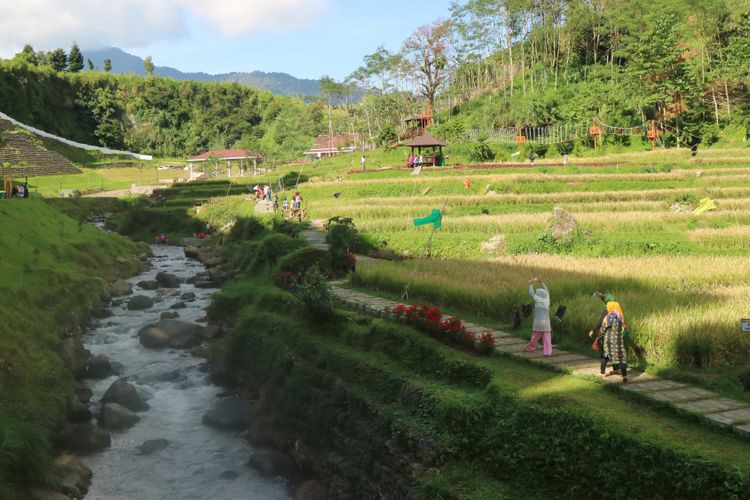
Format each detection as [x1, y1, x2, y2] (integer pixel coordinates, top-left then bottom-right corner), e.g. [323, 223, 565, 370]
[187, 149, 265, 178]
[405, 132, 446, 166]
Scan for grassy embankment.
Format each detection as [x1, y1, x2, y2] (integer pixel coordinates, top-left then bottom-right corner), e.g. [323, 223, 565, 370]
[203, 214, 750, 500]
[0, 199, 143, 498]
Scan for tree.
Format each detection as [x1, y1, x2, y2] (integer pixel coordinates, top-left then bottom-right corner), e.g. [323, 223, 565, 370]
[16, 44, 38, 65]
[68, 42, 84, 73]
[87, 58, 94, 71]
[103, 58, 112, 72]
[401, 18, 452, 119]
[48, 48, 67, 72]
[144, 56, 155, 76]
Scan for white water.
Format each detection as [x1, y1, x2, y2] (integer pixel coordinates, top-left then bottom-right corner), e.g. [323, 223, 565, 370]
[82, 245, 289, 500]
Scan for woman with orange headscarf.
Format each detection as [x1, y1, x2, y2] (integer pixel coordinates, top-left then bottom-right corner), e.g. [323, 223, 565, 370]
[601, 300, 627, 382]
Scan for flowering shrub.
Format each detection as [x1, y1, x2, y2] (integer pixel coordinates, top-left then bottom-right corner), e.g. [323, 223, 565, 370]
[387, 303, 493, 356]
[478, 332, 496, 354]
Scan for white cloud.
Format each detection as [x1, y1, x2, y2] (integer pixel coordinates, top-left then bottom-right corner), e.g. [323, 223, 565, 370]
[0, 0, 330, 56]
[181, 0, 330, 37]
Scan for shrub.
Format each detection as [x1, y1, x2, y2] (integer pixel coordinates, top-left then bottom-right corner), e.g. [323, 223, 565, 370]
[250, 233, 306, 272]
[278, 246, 330, 277]
[229, 217, 267, 242]
[469, 138, 494, 162]
[295, 265, 334, 319]
[556, 141, 574, 155]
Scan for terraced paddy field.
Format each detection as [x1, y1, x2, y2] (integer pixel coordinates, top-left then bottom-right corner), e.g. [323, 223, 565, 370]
[242, 148, 750, 399]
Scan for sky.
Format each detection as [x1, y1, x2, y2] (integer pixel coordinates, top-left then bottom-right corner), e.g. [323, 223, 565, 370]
[0, 0, 454, 80]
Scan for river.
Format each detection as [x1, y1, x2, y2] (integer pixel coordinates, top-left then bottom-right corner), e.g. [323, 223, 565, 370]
[81, 244, 289, 500]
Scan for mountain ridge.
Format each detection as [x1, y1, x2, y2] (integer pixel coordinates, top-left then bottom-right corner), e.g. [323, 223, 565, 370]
[81, 47, 323, 97]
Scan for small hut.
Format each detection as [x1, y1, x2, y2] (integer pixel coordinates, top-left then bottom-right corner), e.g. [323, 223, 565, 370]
[403, 114, 430, 137]
[405, 133, 446, 166]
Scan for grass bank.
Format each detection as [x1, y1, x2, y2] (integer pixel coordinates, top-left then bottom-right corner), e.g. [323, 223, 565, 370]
[0, 199, 143, 498]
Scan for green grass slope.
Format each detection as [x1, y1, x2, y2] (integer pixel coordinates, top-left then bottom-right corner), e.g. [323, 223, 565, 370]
[0, 199, 143, 498]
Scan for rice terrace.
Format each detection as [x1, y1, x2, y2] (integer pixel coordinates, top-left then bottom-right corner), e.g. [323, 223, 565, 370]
[2, 0, 750, 499]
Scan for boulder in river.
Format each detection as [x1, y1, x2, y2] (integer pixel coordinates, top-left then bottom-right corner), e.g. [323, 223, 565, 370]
[170, 301, 187, 310]
[91, 307, 112, 319]
[110, 280, 133, 297]
[295, 480, 329, 500]
[101, 378, 149, 412]
[184, 245, 201, 260]
[127, 295, 154, 310]
[247, 451, 297, 478]
[155, 271, 181, 288]
[59, 338, 90, 380]
[57, 423, 111, 453]
[160, 311, 180, 320]
[219, 470, 239, 480]
[85, 354, 112, 379]
[68, 397, 92, 423]
[180, 292, 196, 301]
[137, 280, 160, 290]
[74, 383, 92, 404]
[202, 396, 256, 431]
[139, 319, 209, 349]
[138, 439, 169, 456]
[99, 402, 140, 430]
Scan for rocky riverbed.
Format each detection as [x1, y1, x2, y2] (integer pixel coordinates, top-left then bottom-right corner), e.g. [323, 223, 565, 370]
[60, 244, 290, 500]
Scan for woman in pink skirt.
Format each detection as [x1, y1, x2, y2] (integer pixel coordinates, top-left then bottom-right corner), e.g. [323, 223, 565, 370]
[525, 278, 552, 356]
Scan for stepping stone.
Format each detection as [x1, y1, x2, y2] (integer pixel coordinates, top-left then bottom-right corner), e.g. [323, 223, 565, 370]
[488, 330, 510, 338]
[517, 350, 548, 359]
[494, 336, 528, 346]
[493, 341, 528, 353]
[676, 398, 748, 414]
[542, 354, 592, 365]
[648, 387, 716, 403]
[704, 408, 750, 426]
[620, 380, 687, 393]
[622, 370, 657, 384]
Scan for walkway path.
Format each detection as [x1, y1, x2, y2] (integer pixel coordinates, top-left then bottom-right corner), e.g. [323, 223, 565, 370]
[304, 222, 750, 437]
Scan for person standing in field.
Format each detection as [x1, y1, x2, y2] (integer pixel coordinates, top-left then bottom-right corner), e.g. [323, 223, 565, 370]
[361, 155, 366, 172]
[525, 278, 552, 356]
[529, 151, 536, 166]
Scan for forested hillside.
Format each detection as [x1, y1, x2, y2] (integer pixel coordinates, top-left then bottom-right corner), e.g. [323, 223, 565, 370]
[0, 60, 326, 159]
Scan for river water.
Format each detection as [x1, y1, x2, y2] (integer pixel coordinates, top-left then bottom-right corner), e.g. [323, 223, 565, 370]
[81, 244, 289, 500]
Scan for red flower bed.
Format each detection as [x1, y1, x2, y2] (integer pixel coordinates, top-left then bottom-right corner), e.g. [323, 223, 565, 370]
[386, 303, 494, 356]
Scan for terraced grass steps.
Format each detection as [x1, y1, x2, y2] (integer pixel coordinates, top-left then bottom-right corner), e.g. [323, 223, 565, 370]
[0, 130, 81, 177]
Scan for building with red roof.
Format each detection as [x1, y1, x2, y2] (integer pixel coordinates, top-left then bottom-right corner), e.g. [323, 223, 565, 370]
[303, 134, 360, 158]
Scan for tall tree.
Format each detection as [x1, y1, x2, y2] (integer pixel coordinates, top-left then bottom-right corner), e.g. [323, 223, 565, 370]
[401, 18, 452, 120]
[48, 48, 67, 72]
[87, 58, 94, 71]
[144, 56, 155, 76]
[103, 58, 112, 72]
[68, 42, 84, 73]
[16, 44, 38, 65]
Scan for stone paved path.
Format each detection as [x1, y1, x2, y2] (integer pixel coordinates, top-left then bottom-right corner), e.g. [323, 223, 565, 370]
[303, 222, 750, 437]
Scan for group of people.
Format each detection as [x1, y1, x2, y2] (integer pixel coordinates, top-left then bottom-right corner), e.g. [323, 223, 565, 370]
[252, 184, 273, 201]
[407, 153, 426, 168]
[7, 179, 30, 198]
[525, 279, 628, 383]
